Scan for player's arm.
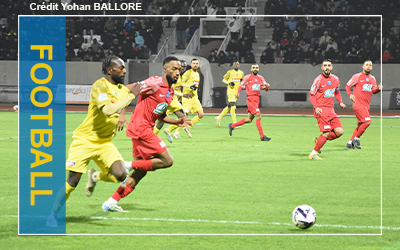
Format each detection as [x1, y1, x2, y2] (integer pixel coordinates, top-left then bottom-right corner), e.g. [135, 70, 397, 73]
[236, 75, 248, 97]
[335, 86, 346, 109]
[101, 82, 141, 116]
[117, 109, 127, 131]
[372, 81, 382, 94]
[346, 75, 357, 102]
[309, 78, 321, 115]
[161, 113, 192, 127]
[260, 76, 270, 91]
[223, 71, 235, 86]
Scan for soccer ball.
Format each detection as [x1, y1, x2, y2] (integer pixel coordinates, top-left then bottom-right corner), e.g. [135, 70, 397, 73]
[292, 205, 317, 229]
[13, 105, 18, 111]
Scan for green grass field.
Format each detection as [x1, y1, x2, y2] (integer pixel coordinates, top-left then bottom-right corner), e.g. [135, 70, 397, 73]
[1, 111, 399, 249]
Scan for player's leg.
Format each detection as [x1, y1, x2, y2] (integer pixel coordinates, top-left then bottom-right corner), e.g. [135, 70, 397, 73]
[254, 112, 271, 141]
[309, 117, 330, 160]
[329, 117, 344, 140]
[230, 102, 237, 123]
[103, 160, 148, 212]
[216, 104, 231, 127]
[170, 110, 185, 139]
[351, 108, 370, 149]
[191, 100, 204, 127]
[229, 113, 254, 136]
[154, 119, 164, 135]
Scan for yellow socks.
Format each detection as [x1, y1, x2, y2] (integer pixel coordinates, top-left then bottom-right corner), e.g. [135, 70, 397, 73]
[230, 106, 237, 123]
[219, 106, 230, 118]
[154, 127, 160, 134]
[98, 171, 119, 183]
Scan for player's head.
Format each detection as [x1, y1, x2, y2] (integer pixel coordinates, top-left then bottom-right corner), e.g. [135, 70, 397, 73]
[179, 60, 187, 74]
[251, 64, 259, 75]
[191, 58, 199, 71]
[362, 60, 373, 74]
[232, 60, 240, 70]
[102, 56, 126, 84]
[321, 59, 333, 76]
[163, 56, 181, 84]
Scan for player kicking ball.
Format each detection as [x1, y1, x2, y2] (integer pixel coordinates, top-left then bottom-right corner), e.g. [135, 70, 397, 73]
[309, 59, 346, 160]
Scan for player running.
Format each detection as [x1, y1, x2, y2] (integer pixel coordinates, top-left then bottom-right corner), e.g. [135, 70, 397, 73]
[228, 64, 271, 141]
[215, 60, 244, 127]
[345, 60, 382, 149]
[309, 59, 346, 160]
[46, 56, 141, 226]
[101, 56, 191, 212]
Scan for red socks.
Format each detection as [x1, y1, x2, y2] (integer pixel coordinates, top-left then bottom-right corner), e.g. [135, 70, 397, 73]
[314, 135, 327, 151]
[232, 119, 246, 128]
[131, 160, 153, 171]
[356, 122, 370, 138]
[256, 120, 264, 138]
[111, 182, 134, 202]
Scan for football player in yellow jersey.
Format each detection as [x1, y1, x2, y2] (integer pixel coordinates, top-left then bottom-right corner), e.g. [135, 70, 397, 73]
[153, 60, 192, 142]
[215, 60, 244, 127]
[173, 58, 203, 137]
[47, 56, 141, 226]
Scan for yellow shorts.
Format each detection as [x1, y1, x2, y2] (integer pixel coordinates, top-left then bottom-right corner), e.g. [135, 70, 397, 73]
[227, 88, 238, 103]
[66, 137, 123, 174]
[167, 98, 184, 114]
[182, 98, 202, 114]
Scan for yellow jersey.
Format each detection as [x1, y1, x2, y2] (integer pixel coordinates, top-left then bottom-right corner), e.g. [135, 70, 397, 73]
[224, 69, 244, 94]
[73, 77, 130, 143]
[182, 69, 200, 99]
[172, 74, 184, 101]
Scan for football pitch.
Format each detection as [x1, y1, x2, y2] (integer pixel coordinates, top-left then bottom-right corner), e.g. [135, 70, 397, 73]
[1, 111, 399, 249]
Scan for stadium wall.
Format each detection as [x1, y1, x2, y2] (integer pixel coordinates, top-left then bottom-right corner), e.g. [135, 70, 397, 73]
[0, 61, 395, 110]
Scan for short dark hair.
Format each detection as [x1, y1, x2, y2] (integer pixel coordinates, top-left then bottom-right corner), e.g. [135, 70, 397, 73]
[102, 56, 120, 74]
[179, 60, 187, 67]
[163, 56, 180, 66]
[323, 58, 332, 63]
[191, 58, 198, 62]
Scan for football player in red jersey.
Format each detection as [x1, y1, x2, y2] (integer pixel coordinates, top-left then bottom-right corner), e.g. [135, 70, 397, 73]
[309, 59, 346, 160]
[228, 64, 271, 141]
[101, 56, 192, 212]
[345, 60, 382, 149]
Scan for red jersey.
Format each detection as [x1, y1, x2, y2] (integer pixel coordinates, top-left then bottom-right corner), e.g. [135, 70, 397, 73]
[310, 73, 342, 117]
[126, 76, 174, 139]
[346, 72, 380, 109]
[238, 74, 268, 97]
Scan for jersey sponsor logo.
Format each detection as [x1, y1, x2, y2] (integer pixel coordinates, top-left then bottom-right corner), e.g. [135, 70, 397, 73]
[324, 125, 331, 129]
[362, 84, 372, 92]
[232, 78, 241, 82]
[193, 81, 199, 86]
[252, 84, 260, 91]
[324, 88, 334, 97]
[365, 117, 371, 121]
[66, 160, 76, 167]
[159, 94, 165, 97]
[140, 81, 146, 89]
[154, 102, 168, 115]
[98, 93, 108, 102]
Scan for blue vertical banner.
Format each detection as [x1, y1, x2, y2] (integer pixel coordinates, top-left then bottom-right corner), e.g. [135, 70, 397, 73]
[19, 16, 66, 235]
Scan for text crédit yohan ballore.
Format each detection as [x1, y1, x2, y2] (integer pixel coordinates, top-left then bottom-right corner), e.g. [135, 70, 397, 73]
[29, 2, 143, 11]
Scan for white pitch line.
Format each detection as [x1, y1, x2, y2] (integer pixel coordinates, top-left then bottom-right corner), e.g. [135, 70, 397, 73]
[4, 215, 399, 230]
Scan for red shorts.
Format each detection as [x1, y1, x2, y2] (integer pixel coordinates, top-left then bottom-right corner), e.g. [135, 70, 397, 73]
[354, 106, 371, 124]
[246, 96, 260, 114]
[131, 133, 167, 160]
[316, 115, 342, 132]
